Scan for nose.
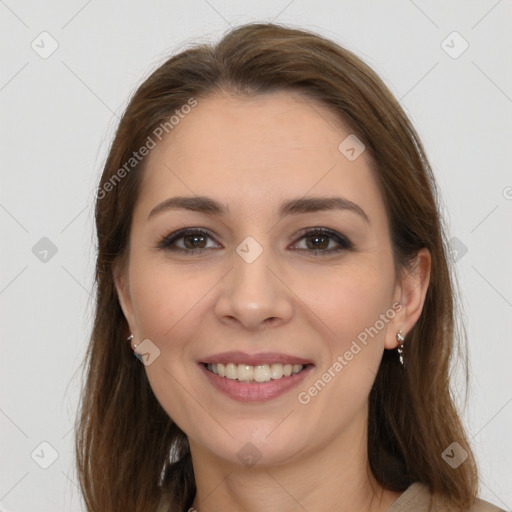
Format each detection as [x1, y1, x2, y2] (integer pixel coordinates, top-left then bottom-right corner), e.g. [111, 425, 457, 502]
[214, 240, 294, 331]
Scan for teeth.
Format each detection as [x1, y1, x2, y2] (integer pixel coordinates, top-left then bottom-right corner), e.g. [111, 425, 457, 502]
[206, 362, 304, 382]
[238, 364, 253, 381]
[270, 363, 284, 379]
[254, 364, 271, 382]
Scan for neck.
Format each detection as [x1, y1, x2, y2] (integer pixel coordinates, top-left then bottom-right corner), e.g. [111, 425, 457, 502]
[188, 407, 402, 512]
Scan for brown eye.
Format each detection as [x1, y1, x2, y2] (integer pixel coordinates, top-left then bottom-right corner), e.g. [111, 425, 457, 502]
[292, 228, 353, 255]
[304, 233, 330, 250]
[182, 233, 208, 249]
[157, 229, 219, 254]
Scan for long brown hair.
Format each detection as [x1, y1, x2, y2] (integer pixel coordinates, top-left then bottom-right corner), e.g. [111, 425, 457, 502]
[76, 22, 478, 511]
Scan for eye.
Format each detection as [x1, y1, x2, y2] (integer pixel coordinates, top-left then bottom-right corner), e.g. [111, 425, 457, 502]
[157, 226, 354, 256]
[290, 227, 354, 255]
[157, 228, 220, 254]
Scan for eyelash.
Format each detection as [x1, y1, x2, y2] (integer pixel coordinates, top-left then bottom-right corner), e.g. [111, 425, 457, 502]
[156, 227, 354, 256]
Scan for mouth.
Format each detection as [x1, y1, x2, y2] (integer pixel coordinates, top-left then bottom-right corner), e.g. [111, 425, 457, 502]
[198, 352, 314, 402]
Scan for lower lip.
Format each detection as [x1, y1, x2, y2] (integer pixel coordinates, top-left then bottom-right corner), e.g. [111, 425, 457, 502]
[199, 363, 314, 402]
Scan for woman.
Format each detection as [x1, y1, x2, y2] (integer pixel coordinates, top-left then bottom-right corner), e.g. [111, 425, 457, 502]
[76, 22, 505, 512]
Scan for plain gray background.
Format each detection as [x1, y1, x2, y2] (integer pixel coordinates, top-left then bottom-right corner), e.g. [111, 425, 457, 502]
[1, 1, 511, 511]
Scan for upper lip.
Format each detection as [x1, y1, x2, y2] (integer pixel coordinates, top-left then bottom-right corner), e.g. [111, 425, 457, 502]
[200, 351, 313, 366]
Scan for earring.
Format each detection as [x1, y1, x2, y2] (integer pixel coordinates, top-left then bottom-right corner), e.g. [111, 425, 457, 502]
[127, 333, 137, 348]
[396, 329, 405, 366]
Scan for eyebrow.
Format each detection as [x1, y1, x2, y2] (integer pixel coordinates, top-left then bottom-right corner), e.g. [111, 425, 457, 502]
[147, 195, 369, 223]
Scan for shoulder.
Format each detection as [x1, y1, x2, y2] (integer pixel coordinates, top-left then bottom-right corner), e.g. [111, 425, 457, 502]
[386, 482, 507, 512]
[467, 497, 507, 512]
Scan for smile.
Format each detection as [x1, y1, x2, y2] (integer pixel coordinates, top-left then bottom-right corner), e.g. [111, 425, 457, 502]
[206, 362, 304, 382]
[199, 355, 314, 402]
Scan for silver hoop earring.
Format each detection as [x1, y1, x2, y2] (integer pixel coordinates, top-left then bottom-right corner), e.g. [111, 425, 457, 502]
[127, 333, 137, 348]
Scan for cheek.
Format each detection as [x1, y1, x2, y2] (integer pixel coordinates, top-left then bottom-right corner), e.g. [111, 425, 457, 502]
[291, 268, 393, 434]
[129, 258, 215, 341]
[292, 258, 394, 353]
[299, 260, 394, 404]
[129, 262, 212, 429]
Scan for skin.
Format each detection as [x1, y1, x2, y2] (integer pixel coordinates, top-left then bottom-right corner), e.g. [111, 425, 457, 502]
[115, 90, 431, 512]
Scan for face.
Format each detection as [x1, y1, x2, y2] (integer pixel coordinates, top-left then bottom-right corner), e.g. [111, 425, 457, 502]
[116, 90, 411, 468]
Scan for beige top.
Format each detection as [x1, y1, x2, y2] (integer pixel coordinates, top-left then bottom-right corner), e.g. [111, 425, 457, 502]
[386, 482, 506, 511]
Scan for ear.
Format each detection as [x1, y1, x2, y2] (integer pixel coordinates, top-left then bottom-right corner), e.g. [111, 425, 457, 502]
[113, 265, 137, 342]
[384, 248, 431, 350]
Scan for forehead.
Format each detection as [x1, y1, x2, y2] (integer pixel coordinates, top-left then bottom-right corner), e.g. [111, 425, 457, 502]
[157, 90, 351, 166]
[135, 90, 385, 225]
